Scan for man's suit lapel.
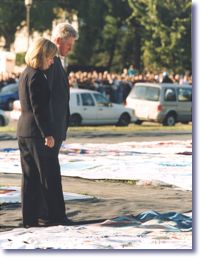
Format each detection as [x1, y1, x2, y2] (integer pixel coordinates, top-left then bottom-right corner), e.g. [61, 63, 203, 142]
[56, 57, 69, 92]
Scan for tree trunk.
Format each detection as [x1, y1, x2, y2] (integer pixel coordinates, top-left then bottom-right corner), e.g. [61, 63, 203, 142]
[133, 25, 141, 71]
[4, 35, 14, 51]
[107, 34, 118, 70]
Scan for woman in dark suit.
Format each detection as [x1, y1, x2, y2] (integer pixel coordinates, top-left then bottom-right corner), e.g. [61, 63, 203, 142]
[17, 38, 66, 228]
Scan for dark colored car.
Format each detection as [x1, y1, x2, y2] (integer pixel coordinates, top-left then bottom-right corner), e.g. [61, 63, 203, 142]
[0, 83, 19, 110]
[0, 109, 9, 126]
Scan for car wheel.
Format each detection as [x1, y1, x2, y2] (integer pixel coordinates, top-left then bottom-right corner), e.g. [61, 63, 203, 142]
[163, 113, 176, 126]
[69, 114, 82, 126]
[135, 119, 143, 125]
[117, 113, 131, 126]
[181, 121, 189, 124]
[0, 115, 5, 126]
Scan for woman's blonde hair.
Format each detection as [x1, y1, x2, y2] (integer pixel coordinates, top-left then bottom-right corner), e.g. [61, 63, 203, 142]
[25, 38, 57, 69]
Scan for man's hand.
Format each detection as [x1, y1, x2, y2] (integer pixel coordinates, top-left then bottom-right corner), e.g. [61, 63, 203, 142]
[45, 136, 55, 148]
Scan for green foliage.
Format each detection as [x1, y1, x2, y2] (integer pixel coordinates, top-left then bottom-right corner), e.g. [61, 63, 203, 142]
[0, 0, 192, 73]
[0, 0, 58, 50]
[86, 0, 135, 71]
[0, 0, 25, 50]
[69, 0, 107, 66]
[129, 0, 192, 73]
[30, 0, 58, 32]
[15, 52, 26, 66]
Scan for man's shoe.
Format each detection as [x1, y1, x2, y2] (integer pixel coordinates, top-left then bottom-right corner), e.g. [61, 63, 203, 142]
[58, 217, 73, 226]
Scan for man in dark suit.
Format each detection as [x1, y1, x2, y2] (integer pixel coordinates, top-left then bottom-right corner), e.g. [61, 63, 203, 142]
[44, 23, 78, 225]
[46, 23, 78, 140]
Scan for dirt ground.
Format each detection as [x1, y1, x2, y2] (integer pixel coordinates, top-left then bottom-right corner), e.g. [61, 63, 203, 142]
[0, 172, 192, 232]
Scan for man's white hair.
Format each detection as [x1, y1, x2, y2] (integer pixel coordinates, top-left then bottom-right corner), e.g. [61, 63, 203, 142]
[52, 22, 78, 40]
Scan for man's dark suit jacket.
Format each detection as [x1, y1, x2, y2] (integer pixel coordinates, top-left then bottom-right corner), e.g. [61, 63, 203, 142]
[17, 66, 53, 138]
[45, 56, 70, 141]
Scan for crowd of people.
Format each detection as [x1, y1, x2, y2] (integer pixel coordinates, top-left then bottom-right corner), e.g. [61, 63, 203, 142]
[68, 69, 192, 103]
[1, 68, 192, 104]
[0, 72, 19, 88]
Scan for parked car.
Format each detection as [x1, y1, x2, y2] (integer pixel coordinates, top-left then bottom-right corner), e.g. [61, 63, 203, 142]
[10, 88, 137, 126]
[10, 99, 21, 121]
[69, 88, 137, 126]
[0, 109, 9, 126]
[126, 82, 192, 126]
[0, 83, 19, 110]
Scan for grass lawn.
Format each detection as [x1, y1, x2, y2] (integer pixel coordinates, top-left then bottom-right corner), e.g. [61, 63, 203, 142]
[68, 123, 192, 132]
[0, 122, 192, 134]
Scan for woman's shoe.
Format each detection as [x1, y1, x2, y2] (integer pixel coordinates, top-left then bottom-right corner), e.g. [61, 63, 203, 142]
[23, 222, 38, 228]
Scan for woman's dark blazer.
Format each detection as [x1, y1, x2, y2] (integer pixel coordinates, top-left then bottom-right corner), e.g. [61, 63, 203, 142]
[17, 66, 53, 138]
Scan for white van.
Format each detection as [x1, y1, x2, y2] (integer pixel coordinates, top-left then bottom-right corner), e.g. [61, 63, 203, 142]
[126, 82, 192, 126]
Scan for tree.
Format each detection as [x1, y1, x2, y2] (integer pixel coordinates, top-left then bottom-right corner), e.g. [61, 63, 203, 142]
[0, 0, 57, 50]
[63, 0, 134, 71]
[98, 0, 132, 71]
[0, 0, 191, 73]
[30, 0, 57, 33]
[64, 0, 107, 66]
[127, 0, 147, 71]
[0, 0, 25, 50]
[128, 0, 191, 73]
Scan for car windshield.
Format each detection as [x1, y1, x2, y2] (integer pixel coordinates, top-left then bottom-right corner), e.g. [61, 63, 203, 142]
[178, 87, 192, 102]
[0, 83, 18, 94]
[93, 93, 109, 105]
[130, 85, 160, 101]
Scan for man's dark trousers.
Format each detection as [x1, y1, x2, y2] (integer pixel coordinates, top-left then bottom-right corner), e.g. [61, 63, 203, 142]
[18, 137, 66, 226]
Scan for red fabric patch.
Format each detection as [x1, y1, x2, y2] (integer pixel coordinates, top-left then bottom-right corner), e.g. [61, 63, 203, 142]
[0, 189, 16, 194]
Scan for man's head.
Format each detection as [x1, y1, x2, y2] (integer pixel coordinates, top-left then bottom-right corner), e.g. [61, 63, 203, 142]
[52, 22, 78, 57]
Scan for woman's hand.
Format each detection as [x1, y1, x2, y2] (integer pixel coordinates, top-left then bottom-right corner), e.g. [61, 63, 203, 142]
[45, 136, 55, 148]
